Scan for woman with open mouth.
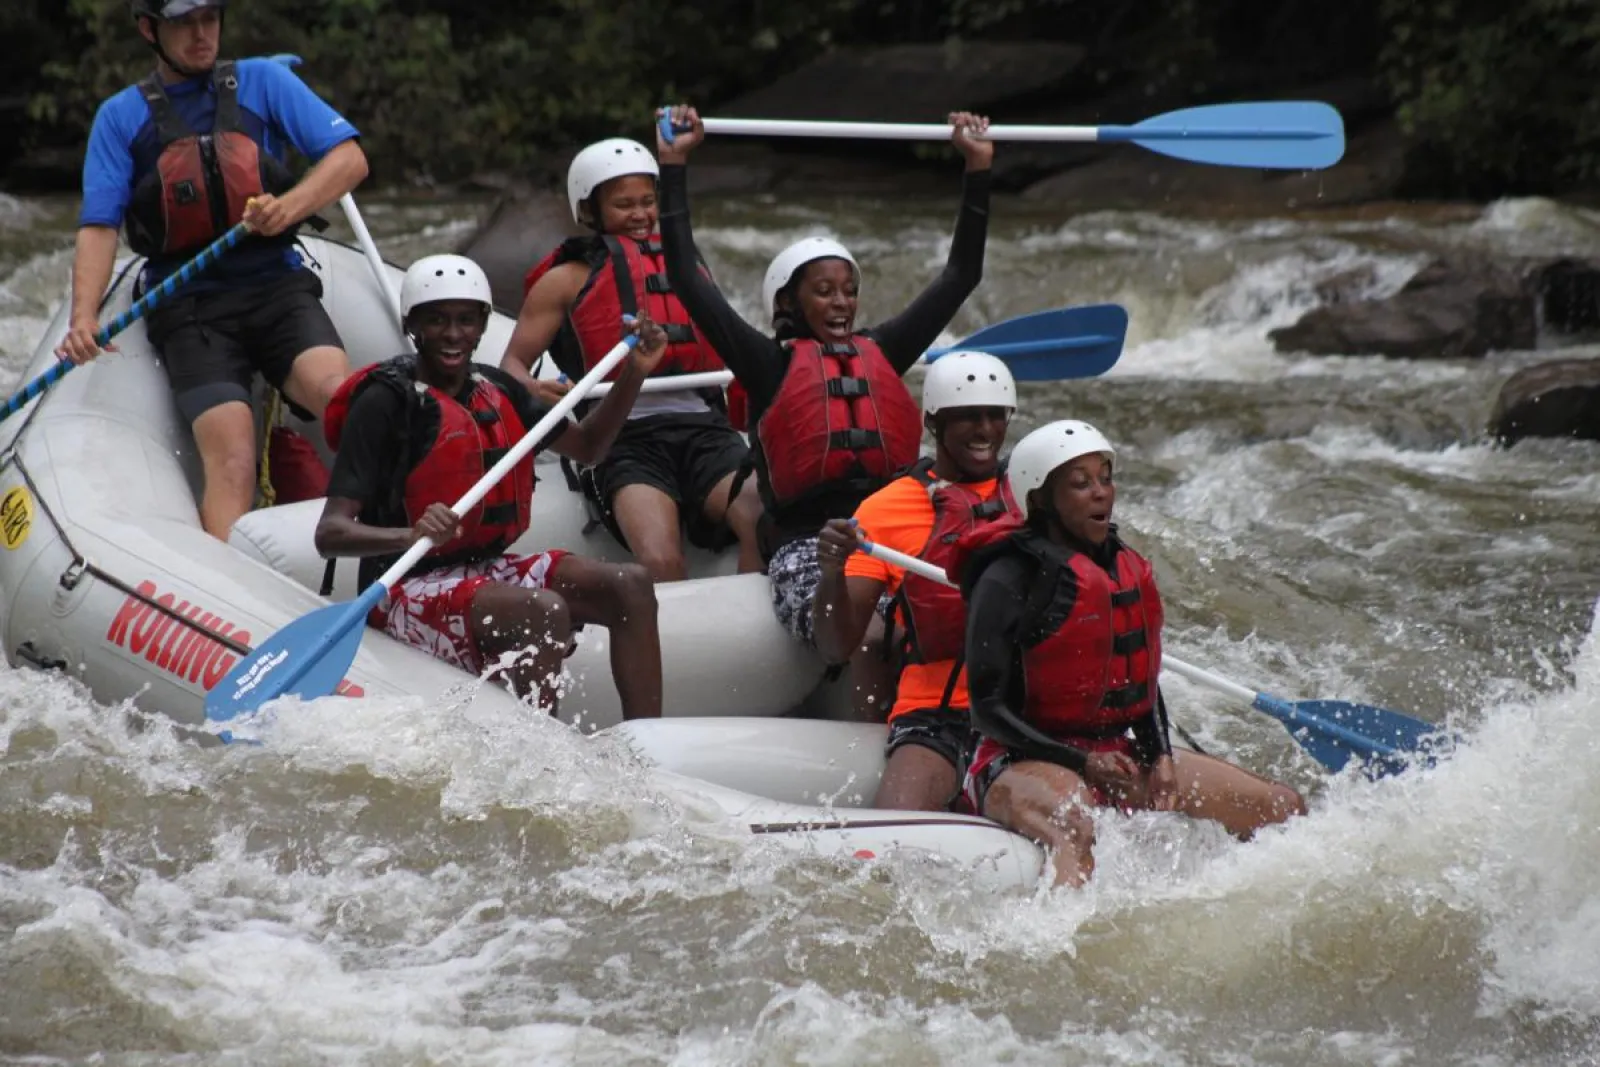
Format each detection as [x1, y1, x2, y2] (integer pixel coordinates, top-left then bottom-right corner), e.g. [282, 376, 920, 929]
[955, 420, 1307, 888]
[654, 102, 994, 665]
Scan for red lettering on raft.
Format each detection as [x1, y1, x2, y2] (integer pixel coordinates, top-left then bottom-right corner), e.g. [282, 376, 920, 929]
[104, 580, 365, 697]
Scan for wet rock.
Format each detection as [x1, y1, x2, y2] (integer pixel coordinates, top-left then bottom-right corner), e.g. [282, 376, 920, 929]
[1268, 260, 1536, 359]
[1489, 358, 1600, 445]
[1314, 265, 1380, 306]
[1526, 257, 1600, 336]
[453, 190, 576, 313]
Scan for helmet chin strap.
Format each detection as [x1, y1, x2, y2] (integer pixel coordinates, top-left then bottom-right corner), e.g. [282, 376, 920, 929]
[141, 12, 220, 80]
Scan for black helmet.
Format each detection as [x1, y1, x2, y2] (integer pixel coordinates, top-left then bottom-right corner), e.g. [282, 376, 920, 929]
[131, 0, 225, 19]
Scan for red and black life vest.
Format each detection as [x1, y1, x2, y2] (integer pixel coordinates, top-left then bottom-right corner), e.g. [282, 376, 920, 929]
[126, 61, 296, 259]
[523, 234, 723, 382]
[956, 521, 1163, 738]
[893, 458, 1022, 664]
[323, 357, 535, 563]
[726, 379, 751, 431]
[756, 336, 923, 510]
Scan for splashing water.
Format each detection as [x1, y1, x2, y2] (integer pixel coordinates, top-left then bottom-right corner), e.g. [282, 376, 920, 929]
[1, 190, 1597, 1064]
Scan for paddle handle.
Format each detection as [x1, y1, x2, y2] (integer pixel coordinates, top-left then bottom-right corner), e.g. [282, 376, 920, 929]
[580, 315, 1125, 396]
[372, 332, 641, 592]
[693, 118, 1329, 144]
[0, 222, 251, 425]
[698, 118, 1097, 143]
[339, 192, 404, 327]
[1160, 655, 1256, 706]
[588, 369, 731, 398]
[860, 539, 953, 587]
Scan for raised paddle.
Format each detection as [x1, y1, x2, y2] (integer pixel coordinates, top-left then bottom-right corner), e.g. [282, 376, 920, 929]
[855, 538, 1444, 778]
[2, 222, 252, 426]
[579, 303, 1130, 396]
[660, 101, 1345, 171]
[205, 328, 644, 724]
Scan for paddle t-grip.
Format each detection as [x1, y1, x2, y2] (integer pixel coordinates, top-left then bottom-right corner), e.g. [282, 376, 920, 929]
[656, 108, 695, 145]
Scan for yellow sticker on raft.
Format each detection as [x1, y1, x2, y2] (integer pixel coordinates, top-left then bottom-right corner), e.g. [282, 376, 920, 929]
[1, 486, 32, 549]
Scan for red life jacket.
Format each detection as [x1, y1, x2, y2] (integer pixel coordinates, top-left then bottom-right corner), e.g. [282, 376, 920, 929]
[893, 459, 1022, 664]
[956, 522, 1162, 739]
[523, 235, 723, 382]
[265, 426, 330, 505]
[756, 336, 923, 509]
[323, 358, 535, 563]
[125, 61, 296, 259]
[726, 379, 750, 432]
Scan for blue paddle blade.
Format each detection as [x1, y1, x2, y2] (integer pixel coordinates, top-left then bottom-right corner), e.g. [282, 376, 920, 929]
[1099, 101, 1346, 170]
[935, 303, 1128, 381]
[1295, 699, 1438, 750]
[1254, 692, 1448, 778]
[204, 599, 369, 723]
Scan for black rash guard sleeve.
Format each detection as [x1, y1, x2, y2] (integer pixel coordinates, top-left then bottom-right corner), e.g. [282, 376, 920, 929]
[658, 163, 787, 409]
[964, 553, 1092, 776]
[868, 169, 991, 374]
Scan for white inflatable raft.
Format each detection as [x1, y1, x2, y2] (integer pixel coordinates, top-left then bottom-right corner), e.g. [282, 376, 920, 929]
[0, 236, 847, 729]
[612, 717, 1047, 893]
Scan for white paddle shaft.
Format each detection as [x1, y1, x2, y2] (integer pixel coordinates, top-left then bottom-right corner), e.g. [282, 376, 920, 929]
[588, 369, 731, 397]
[701, 118, 1097, 143]
[581, 347, 957, 398]
[374, 336, 636, 590]
[858, 540, 1255, 705]
[338, 193, 405, 332]
[1160, 657, 1255, 704]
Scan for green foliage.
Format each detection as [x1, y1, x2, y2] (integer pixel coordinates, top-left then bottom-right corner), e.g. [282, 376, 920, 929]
[21, 0, 857, 186]
[9, 0, 1599, 198]
[1379, 0, 1600, 196]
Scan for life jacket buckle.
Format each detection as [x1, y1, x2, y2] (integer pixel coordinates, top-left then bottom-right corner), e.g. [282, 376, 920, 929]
[829, 428, 883, 451]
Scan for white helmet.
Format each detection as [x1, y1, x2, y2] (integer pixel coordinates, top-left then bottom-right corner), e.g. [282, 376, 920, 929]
[1005, 420, 1116, 516]
[567, 138, 659, 224]
[762, 236, 859, 320]
[921, 350, 1016, 416]
[400, 254, 492, 318]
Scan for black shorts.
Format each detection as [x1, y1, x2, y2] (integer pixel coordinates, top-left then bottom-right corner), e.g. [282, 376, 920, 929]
[145, 267, 344, 423]
[885, 706, 975, 772]
[581, 409, 751, 551]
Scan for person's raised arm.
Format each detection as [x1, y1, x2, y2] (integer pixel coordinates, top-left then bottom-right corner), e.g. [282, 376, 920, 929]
[871, 112, 993, 373]
[655, 105, 785, 405]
